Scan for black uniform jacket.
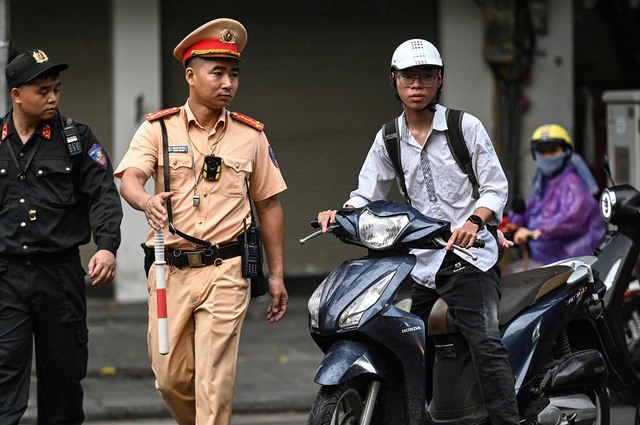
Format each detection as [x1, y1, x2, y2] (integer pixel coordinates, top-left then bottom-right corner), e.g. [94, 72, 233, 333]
[0, 110, 122, 256]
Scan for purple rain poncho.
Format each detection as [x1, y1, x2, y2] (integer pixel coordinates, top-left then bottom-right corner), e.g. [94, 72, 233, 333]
[508, 162, 606, 265]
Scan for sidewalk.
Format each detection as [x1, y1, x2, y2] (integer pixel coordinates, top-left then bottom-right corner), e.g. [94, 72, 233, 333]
[21, 293, 322, 423]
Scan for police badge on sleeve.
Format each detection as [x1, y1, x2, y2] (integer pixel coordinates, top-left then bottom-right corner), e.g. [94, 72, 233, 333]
[88, 143, 108, 168]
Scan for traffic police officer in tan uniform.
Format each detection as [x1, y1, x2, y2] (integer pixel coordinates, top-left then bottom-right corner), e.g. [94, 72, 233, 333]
[0, 49, 123, 424]
[115, 18, 288, 425]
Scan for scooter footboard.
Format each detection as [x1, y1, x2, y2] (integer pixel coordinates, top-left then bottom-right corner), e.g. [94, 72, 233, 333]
[314, 339, 388, 386]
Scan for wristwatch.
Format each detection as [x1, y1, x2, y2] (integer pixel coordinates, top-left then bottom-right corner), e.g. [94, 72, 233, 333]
[467, 214, 484, 230]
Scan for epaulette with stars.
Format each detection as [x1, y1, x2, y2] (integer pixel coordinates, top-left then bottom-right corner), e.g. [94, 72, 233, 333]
[145, 107, 181, 122]
[230, 112, 264, 131]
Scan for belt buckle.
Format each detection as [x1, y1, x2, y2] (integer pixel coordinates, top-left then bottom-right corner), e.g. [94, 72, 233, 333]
[186, 252, 205, 267]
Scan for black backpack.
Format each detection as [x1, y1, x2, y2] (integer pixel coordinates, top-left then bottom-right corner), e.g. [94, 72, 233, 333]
[382, 108, 479, 204]
[382, 109, 498, 240]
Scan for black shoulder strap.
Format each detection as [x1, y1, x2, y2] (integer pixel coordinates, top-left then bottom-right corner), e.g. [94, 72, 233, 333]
[445, 109, 479, 199]
[159, 119, 211, 248]
[382, 110, 480, 203]
[382, 119, 411, 205]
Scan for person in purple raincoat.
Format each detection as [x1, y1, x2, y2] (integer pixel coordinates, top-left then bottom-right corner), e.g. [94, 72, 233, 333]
[509, 124, 605, 266]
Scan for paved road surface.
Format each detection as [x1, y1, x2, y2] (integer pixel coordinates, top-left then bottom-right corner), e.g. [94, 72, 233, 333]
[78, 405, 637, 425]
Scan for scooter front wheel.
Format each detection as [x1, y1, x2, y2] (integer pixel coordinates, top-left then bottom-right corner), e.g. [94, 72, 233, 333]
[308, 380, 368, 425]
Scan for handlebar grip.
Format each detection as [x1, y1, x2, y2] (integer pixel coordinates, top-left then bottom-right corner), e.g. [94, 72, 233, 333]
[474, 239, 485, 248]
[310, 219, 320, 229]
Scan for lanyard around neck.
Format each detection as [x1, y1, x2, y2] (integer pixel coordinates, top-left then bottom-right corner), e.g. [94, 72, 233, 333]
[6, 136, 43, 181]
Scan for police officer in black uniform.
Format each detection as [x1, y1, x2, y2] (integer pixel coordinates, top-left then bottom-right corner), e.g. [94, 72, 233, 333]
[0, 49, 123, 425]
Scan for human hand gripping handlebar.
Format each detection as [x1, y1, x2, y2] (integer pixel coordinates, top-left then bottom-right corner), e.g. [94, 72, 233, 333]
[299, 219, 338, 245]
[299, 219, 484, 261]
[432, 236, 484, 261]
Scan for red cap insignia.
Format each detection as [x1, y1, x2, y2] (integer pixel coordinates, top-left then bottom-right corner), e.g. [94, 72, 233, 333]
[230, 112, 264, 131]
[41, 124, 51, 140]
[1, 123, 7, 141]
[145, 107, 181, 122]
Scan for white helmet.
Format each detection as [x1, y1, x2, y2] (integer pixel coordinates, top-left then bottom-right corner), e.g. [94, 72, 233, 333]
[391, 39, 443, 70]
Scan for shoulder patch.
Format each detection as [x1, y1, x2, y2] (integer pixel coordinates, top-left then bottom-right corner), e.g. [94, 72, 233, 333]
[145, 107, 180, 122]
[230, 112, 264, 131]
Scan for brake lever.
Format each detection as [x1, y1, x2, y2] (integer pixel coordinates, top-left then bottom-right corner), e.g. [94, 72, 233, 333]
[432, 236, 479, 261]
[300, 224, 340, 245]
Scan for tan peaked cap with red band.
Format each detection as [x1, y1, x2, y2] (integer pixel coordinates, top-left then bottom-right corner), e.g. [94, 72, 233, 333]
[173, 18, 247, 67]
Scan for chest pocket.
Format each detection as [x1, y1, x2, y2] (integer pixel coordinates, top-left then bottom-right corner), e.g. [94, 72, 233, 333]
[32, 158, 77, 207]
[219, 157, 252, 198]
[165, 154, 193, 194]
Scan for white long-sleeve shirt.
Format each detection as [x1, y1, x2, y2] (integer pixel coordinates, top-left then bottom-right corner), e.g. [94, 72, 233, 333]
[346, 105, 508, 288]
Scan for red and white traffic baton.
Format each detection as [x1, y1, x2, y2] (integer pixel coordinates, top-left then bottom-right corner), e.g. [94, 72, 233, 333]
[154, 230, 169, 355]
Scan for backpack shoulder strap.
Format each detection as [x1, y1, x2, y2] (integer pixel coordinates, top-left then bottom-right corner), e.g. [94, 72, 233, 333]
[445, 109, 479, 199]
[382, 118, 411, 204]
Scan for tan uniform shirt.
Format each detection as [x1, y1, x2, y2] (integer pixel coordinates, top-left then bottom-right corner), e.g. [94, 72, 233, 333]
[115, 101, 287, 249]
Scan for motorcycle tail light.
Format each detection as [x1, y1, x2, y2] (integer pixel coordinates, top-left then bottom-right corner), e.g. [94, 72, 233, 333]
[358, 209, 410, 249]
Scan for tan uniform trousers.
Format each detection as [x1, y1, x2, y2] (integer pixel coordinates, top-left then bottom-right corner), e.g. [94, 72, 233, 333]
[147, 255, 250, 425]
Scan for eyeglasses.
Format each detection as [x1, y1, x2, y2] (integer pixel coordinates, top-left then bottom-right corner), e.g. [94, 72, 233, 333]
[397, 73, 438, 88]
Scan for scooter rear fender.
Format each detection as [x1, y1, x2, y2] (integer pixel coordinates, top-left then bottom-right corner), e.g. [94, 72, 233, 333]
[314, 339, 388, 386]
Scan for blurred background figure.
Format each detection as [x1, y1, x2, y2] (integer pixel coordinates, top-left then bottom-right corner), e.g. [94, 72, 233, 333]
[506, 124, 605, 271]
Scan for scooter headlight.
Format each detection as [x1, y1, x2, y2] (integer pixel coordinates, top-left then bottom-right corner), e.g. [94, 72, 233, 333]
[339, 271, 395, 330]
[358, 210, 410, 250]
[308, 280, 326, 329]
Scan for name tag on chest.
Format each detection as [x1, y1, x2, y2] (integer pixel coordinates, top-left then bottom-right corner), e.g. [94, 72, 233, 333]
[168, 145, 188, 153]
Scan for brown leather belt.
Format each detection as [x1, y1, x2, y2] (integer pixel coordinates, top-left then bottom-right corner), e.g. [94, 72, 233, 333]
[144, 241, 242, 268]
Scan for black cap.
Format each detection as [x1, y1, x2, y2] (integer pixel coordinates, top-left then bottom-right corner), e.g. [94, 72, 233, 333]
[6, 49, 68, 89]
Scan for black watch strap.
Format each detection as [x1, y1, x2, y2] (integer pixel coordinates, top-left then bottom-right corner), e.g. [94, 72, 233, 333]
[467, 214, 484, 230]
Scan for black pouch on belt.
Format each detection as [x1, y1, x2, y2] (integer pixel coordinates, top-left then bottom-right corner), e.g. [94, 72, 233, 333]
[142, 244, 154, 278]
[241, 218, 267, 298]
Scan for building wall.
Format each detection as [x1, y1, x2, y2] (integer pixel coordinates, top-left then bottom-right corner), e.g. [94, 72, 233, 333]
[7, 0, 574, 301]
[157, 1, 440, 279]
[9, 0, 113, 275]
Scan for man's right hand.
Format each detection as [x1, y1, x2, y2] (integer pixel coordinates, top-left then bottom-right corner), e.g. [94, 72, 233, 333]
[317, 210, 338, 233]
[144, 192, 174, 231]
[513, 227, 541, 245]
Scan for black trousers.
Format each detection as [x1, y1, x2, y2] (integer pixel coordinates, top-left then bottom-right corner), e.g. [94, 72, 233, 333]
[0, 249, 88, 425]
[410, 252, 519, 425]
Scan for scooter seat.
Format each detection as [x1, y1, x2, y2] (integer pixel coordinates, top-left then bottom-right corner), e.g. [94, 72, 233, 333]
[498, 265, 574, 325]
[428, 265, 573, 335]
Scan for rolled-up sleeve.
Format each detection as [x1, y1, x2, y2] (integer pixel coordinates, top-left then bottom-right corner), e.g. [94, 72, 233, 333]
[467, 118, 509, 225]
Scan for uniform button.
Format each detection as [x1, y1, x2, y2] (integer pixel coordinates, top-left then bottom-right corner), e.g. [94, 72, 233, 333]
[203, 193, 208, 198]
[37, 170, 43, 175]
[22, 245, 28, 250]
[173, 160, 177, 166]
[65, 167, 70, 171]
[20, 222, 26, 227]
[19, 152, 24, 157]
[25, 261, 31, 266]
[19, 198, 25, 203]
[235, 163, 240, 169]
[0, 169, 5, 174]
